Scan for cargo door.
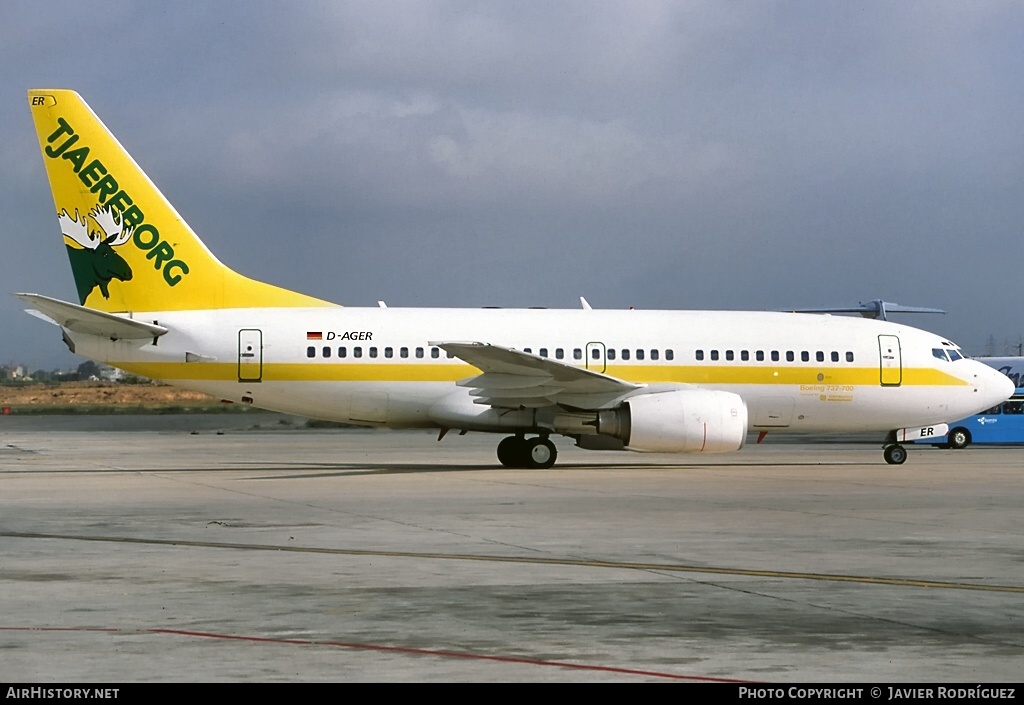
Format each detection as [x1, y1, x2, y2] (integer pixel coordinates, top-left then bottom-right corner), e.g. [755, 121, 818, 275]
[754, 397, 794, 427]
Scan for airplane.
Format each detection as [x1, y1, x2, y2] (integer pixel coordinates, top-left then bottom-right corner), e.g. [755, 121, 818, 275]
[791, 300, 945, 321]
[17, 89, 1014, 468]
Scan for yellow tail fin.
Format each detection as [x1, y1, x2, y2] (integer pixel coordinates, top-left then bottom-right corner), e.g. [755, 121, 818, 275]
[28, 90, 334, 312]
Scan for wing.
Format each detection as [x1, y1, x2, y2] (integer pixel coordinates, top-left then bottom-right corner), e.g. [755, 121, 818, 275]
[16, 293, 168, 340]
[432, 341, 642, 410]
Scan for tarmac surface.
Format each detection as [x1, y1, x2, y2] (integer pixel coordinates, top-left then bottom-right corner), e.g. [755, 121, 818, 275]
[1, 414, 1022, 683]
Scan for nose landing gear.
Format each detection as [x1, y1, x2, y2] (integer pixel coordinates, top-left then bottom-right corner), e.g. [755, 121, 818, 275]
[497, 435, 557, 469]
[883, 443, 907, 465]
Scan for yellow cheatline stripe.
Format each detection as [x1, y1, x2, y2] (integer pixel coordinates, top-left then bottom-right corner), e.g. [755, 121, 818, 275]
[4, 531, 1020, 593]
[115, 361, 470, 382]
[110, 361, 969, 387]
[605, 365, 966, 387]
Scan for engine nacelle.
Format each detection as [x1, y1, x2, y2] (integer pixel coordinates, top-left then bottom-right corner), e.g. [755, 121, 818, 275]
[595, 389, 748, 453]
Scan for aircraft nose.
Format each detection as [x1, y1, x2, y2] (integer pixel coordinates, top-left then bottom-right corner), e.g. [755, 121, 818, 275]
[980, 365, 1015, 407]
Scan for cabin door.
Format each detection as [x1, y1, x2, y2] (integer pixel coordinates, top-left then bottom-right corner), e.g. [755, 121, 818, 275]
[878, 335, 902, 386]
[238, 329, 263, 382]
[585, 342, 607, 373]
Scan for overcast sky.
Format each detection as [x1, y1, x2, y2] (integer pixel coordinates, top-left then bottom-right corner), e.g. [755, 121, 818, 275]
[2, 1, 1023, 370]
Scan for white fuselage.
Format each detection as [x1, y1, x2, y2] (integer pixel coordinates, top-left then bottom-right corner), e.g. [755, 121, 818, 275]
[69, 306, 1013, 436]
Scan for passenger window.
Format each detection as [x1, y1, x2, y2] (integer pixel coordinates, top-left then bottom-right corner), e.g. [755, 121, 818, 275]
[666, 350, 674, 361]
[725, 350, 734, 361]
[696, 350, 704, 361]
[338, 347, 347, 358]
[636, 349, 645, 360]
[831, 351, 839, 362]
[400, 347, 409, 358]
[354, 347, 363, 358]
[555, 348, 564, 360]
[756, 351, 764, 362]
[608, 349, 616, 360]
[846, 352, 854, 362]
[540, 348, 549, 358]
[710, 350, 719, 361]
[369, 347, 378, 358]
[816, 351, 824, 362]
[621, 349, 630, 360]
[590, 348, 599, 360]
[524, 348, 532, 354]
[575, 349, 583, 360]
[786, 351, 794, 362]
[771, 351, 780, 362]
[306, 346, 315, 358]
[322, 346, 331, 358]
[651, 349, 659, 361]
[741, 350, 749, 361]
[431, 348, 440, 359]
[416, 347, 424, 358]
[801, 351, 809, 362]
[384, 347, 393, 358]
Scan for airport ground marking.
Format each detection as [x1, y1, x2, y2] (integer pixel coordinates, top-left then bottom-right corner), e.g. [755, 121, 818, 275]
[0, 626, 747, 682]
[4, 530, 1023, 594]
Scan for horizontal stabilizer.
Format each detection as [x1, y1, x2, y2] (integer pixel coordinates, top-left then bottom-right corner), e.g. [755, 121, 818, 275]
[16, 293, 168, 340]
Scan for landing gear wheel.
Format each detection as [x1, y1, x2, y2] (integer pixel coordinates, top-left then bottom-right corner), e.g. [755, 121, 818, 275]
[525, 437, 557, 469]
[497, 436, 528, 468]
[947, 428, 971, 450]
[883, 444, 908, 465]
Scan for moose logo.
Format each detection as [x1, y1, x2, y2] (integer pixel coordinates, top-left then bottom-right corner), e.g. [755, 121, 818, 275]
[60, 205, 134, 303]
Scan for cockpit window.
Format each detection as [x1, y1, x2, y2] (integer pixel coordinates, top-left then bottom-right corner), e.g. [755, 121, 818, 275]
[933, 346, 967, 361]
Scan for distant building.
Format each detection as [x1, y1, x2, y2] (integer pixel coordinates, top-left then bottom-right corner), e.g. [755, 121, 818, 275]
[76, 360, 126, 382]
[98, 365, 125, 382]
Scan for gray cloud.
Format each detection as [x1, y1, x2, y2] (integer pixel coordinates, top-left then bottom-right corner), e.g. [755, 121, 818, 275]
[2, 1, 1023, 370]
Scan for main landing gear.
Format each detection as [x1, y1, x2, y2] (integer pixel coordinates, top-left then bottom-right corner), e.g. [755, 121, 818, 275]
[882, 443, 908, 465]
[497, 434, 558, 469]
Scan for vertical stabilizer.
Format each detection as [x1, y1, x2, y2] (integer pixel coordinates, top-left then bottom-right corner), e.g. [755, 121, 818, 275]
[27, 90, 334, 313]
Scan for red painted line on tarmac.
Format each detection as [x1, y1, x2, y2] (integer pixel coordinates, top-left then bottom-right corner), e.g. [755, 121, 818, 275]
[0, 626, 751, 682]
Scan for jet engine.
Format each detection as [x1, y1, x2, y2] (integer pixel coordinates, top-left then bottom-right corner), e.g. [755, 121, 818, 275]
[593, 389, 748, 453]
